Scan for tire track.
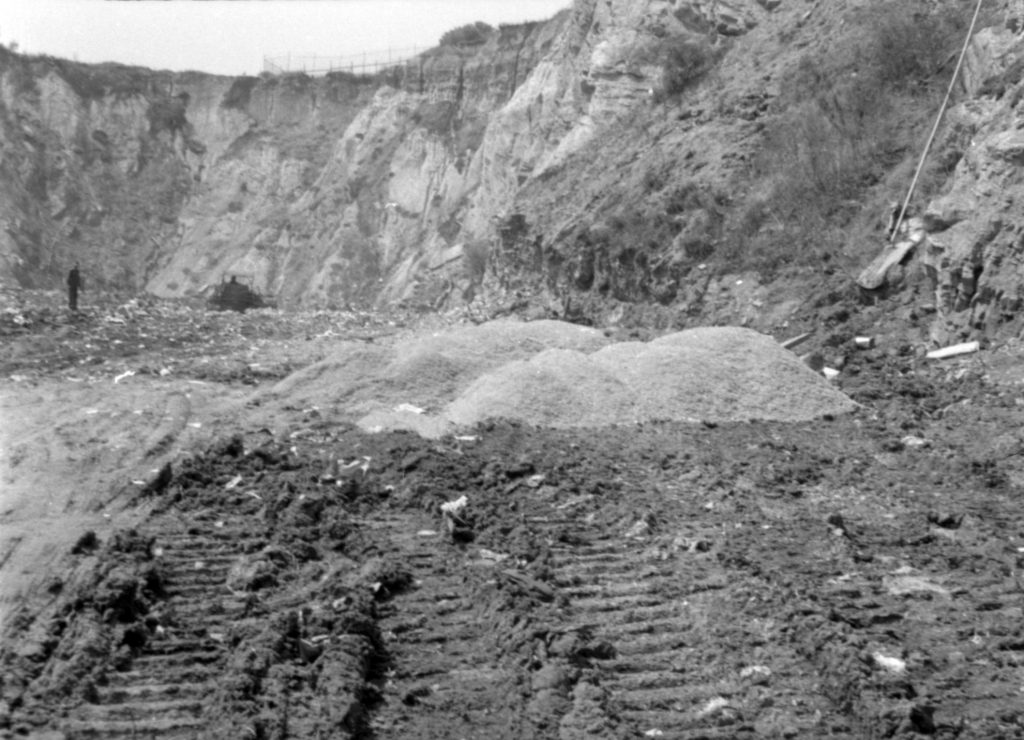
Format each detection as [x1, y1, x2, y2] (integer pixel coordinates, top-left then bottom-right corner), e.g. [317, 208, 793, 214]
[539, 501, 834, 739]
[61, 519, 258, 738]
[362, 512, 525, 739]
[143, 392, 192, 460]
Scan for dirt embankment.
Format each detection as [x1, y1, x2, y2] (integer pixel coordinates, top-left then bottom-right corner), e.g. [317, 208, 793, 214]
[2, 291, 1024, 739]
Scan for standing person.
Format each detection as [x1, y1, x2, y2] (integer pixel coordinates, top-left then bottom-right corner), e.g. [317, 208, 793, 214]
[67, 263, 82, 311]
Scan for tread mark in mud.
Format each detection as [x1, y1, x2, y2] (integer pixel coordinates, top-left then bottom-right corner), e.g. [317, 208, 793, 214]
[360, 514, 522, 739]
[61, 521, 254, 739]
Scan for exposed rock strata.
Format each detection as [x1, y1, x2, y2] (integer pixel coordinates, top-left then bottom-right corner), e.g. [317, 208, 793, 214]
[0, 1, 773, 310]
[8, 0, 1024, 344]
[920, 27, 1024, 343]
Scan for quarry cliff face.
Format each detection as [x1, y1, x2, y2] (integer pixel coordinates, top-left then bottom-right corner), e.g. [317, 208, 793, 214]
[0, 0, 772, 310]
[918, 27, 1024, 344]
[0, 14, 566, 307]
[5, 0, 1024, 344]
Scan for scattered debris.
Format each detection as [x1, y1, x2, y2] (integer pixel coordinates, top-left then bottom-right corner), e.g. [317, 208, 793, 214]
[696, 695, 734, 720]
[780, 331, 813, 350]
[883, 571, 951, 599]
[440, 495, 473, 541]
[625, 519, 652, 538]
[340, 457, 372, 476]
[440, 495, 468, 518]
[739, 665, 772, 685]
[926, 341, 980, 360]
[927, 511, 964, 530]
[671, 536, 712, 554]
[476, 548, 509, 563]
[857, 217, 926, 290]
[871, 652, 907, 674]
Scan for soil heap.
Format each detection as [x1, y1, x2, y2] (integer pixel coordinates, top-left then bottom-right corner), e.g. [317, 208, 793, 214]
[446, 325, 857, 428]
[260, 319, 610, 435]
[260, 320, 855, 436]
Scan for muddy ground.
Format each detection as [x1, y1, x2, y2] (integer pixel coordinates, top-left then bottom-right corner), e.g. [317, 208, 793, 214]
[1, 290, 1024, 739]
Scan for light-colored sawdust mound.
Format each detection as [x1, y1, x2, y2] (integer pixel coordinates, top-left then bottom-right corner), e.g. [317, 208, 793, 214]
[446, 349, 638, 428]
[444, 325, 856, 429]
[378, 319, 608, 398]
[261, 320, 855, 436]
[258, 319, 610, 423]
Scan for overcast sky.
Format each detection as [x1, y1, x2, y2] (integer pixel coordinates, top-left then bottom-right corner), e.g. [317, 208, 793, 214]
[2, 0, 571, 76]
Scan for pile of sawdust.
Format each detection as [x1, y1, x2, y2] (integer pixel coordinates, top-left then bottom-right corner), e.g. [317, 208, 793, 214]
[262, 320, 855, 436]
[446, 326, 854, 429]
[379, 319, 607, 398]
[600, 326, 854, 423]
[446, 349, 638, 428]
[258, 319, 609, 421]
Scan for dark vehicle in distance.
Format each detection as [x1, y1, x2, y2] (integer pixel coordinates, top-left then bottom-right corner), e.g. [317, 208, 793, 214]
[207, 275, 272, 312]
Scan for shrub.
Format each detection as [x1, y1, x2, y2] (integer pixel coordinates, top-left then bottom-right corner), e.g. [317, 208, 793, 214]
[412, 100, 457, 136]
[662, 40, 717, 96]
[866, 3, 963, 87]
[722, 0, 972, 277]
[222, 76, 259, 111]
[147, 93, 189, 135]
[439, 22, 494, 48]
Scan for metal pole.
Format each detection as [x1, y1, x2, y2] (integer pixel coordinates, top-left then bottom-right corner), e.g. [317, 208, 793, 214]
[889, 0, 986, 243]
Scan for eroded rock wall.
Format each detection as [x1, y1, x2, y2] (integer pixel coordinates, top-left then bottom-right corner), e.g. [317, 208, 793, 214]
[0, 0, 778, 310]
[0, 21, 560, 306]
[919, 26, 1024, 343]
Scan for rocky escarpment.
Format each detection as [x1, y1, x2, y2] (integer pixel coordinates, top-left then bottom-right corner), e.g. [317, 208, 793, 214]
[0, 0, 787, 311]
[917, 27, 1024, 344]
[5, 0, 1024, 342]
[0, 18, 565, 306]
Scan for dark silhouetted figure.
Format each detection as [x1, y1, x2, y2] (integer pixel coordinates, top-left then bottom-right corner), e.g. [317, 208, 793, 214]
[67, 264, 82, 311]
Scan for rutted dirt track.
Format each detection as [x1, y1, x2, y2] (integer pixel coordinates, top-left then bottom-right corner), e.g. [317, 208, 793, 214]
[3, 294, 1024, 739]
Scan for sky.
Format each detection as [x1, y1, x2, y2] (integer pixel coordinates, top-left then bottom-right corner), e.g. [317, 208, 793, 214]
[1, 0, 571, 76]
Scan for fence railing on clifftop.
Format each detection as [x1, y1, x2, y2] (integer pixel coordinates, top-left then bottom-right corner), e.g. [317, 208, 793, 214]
[262, 47, 422, 76]
[262, 44, 525, 103]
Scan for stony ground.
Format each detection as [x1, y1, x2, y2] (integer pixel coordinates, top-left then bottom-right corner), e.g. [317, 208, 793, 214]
[2, 291, 1024, 739]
